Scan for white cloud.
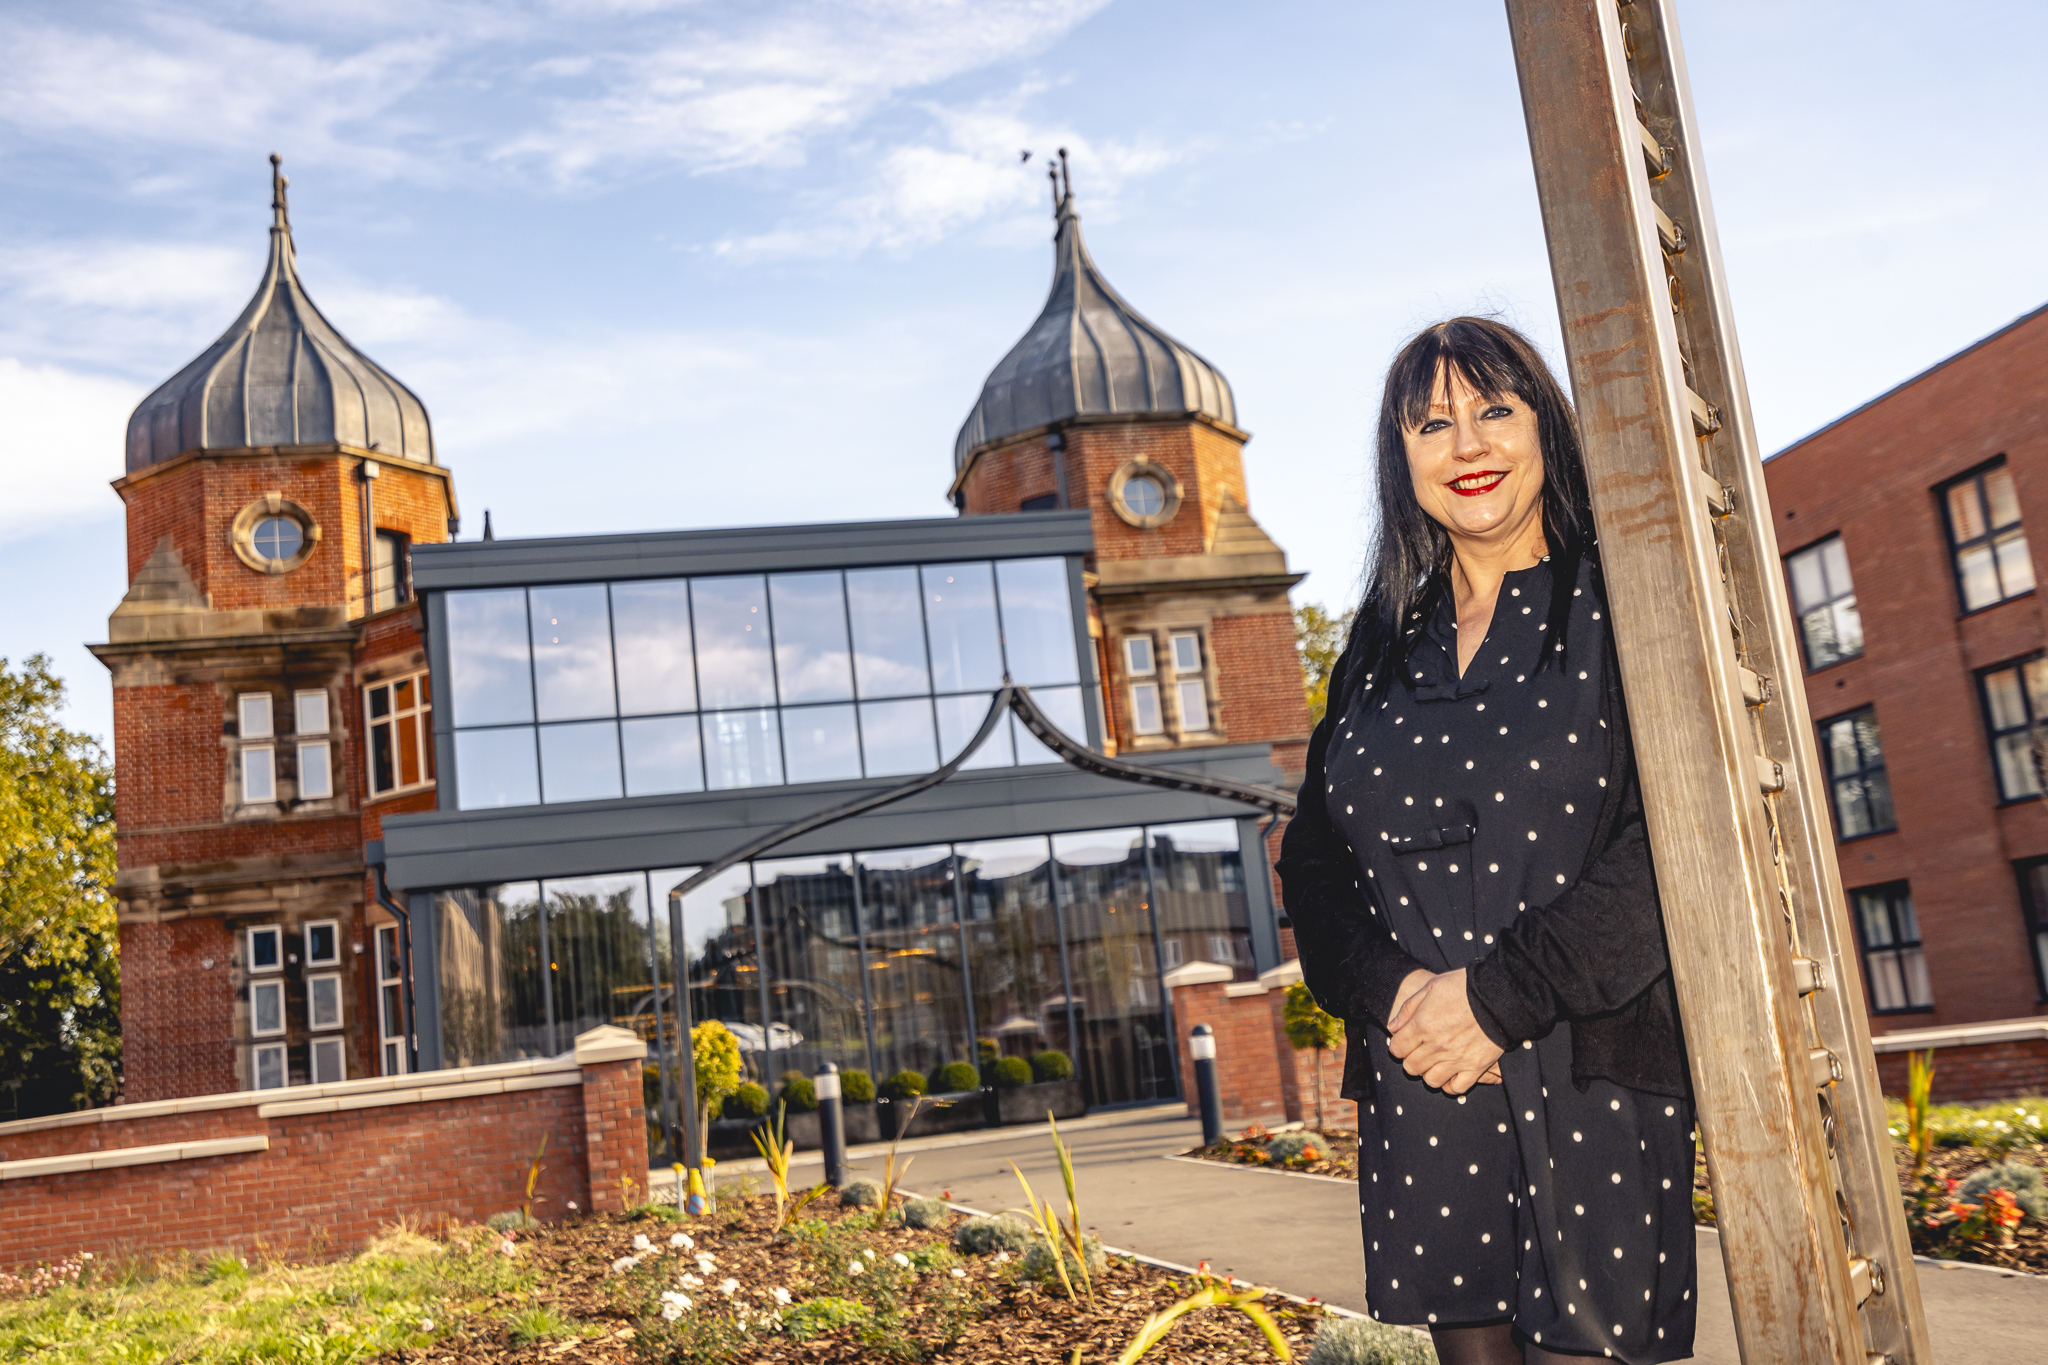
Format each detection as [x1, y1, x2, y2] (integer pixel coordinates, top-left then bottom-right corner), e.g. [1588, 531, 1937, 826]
[0, 360, 138, 540]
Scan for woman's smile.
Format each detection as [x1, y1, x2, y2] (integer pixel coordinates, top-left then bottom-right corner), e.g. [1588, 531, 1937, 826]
[1446, 470, 1508, 497]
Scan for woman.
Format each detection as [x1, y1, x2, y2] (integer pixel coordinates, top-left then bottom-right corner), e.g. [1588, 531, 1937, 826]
[1277, 318, 1695, 1365]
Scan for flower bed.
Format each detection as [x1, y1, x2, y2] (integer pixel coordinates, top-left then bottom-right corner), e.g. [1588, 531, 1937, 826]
[1183, 1096, 2048, 1274]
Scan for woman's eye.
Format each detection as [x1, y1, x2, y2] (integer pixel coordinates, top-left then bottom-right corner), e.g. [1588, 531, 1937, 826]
[1418, 418, 1451, 435]
[1483, 405, 1514, 419]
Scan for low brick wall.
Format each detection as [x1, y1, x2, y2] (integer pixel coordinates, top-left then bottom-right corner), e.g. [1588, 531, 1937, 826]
[0, 1027, 647, 1272]
[1870, 1021, 2048, 1102]
[1166, 960, 1356, 1132]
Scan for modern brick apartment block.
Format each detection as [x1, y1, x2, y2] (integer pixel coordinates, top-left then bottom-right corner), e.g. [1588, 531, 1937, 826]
[90, 163, 458, 1102]
[1763, 304, 2048, 1098]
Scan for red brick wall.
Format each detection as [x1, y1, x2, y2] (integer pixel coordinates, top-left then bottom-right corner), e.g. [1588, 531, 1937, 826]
[1169, 977, 1357, 1131]
[1873, 1040, 2048, 1104]
[0, 1055, 640, 1271]
[120, 921, 237, 1103]
[1764, 310, 2048, 1038]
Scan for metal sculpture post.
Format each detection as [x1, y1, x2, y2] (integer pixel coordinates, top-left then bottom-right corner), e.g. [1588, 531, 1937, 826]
[1503, 2, 1929, 1360]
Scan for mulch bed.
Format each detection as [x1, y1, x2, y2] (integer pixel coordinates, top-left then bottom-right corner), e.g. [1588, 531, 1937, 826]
[1183, 1128, 2048, 1274]
[376, 1196, 1331, 1364]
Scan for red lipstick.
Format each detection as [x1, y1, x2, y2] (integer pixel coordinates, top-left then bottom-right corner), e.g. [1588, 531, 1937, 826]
[1446, 471, 1507, 497]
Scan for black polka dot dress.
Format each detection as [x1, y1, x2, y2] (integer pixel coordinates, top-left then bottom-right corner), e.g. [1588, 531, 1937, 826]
[1325, 556, 1697, 1363]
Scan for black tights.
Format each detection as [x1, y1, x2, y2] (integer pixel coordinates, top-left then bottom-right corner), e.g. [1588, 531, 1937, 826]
[1428, 1322, 1595, 1365]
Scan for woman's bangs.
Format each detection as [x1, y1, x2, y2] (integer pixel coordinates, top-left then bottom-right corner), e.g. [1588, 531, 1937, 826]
[1389, 324, 1540, 432]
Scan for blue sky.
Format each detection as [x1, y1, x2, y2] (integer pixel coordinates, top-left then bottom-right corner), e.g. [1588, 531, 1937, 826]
[5, 0, 2045, 747]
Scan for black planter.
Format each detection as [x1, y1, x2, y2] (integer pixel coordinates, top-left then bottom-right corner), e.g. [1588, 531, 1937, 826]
[878, 1091, 989, 1139]
[994, 1079, 1088, 1126]
[842, 1103, 880, 1145]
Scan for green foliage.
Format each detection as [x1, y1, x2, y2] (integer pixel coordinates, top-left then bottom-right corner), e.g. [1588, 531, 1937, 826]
[839, 1068, 876, 1104]
[1304, 1315, 1438, 1365]
[1295, 604, 1355, 727]
[932, 1062, 980, 1093]
[954, 1213, 1035, 1256]
[1022, 1232, 1105, 1283]
[196, 1253, 250, 1285]
[838, 1179, 882, 1209]
[505, 1305, 573, 1345]
[1282, 982, 1345, 1052]
[783, 1295, 873, 1341]
[978, 1037, 999, 1067]
[1885, 1091, 2047, 1158]
[880, 1070, 927, 1101]
[1265, 1131, 1327, 1164]
[990, 1055, 1033, 1088]
[691, 1020, 743, 1120]
[485, 1210, 539, 1232]
[722, 1082, 769, 1119]
[0, 657, 118, 1118]
[1959, 1161, 2047, 1221]
[901, 1197, 951, 1230]
[779, 1071, 818, 1112]
[1030, 1050, 1073, 1083]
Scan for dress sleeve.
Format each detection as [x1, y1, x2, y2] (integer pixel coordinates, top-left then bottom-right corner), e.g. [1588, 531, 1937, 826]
[1463, 664, 1671, 1048]
[1276, 653, 1431, 1031]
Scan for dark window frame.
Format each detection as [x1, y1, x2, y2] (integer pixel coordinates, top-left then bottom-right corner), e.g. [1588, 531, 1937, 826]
[1817, 704, 1897, 841]
[1847, 880, 1934, 1014]
[1783, 532, 1864, 672]
[2011, 857, 2048, 1002]
[1938, 457, 2035, 616]
[1975, 653, 2048, 803]
[372, 529, 413, 612]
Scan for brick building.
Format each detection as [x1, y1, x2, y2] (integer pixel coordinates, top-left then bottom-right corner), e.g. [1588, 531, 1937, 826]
[96, 159, 1313, 1128]
[1764, 304, 2048, 1096]
[90, 160, 455, 1102]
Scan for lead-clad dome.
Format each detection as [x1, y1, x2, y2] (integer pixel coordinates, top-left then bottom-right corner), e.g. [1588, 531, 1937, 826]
[125, 157, 434, 474]
[954, 159, 1236, 470]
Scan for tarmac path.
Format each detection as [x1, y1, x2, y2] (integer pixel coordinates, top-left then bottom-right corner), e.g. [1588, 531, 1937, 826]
[688, 1102, 2047, 1363]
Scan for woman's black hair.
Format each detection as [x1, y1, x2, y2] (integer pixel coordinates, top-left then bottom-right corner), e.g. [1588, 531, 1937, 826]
[1336, 316, 1594, 714]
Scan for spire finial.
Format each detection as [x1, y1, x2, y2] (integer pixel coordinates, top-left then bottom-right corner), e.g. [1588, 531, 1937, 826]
[269, 153, 290, 234]
[1057, 147, 1071, 208]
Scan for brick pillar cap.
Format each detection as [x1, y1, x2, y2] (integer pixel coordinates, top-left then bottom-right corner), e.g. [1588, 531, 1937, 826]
[1257, 960, 1304, 991]
[1163, 961, 1234, 988]
[573, 1026, 648, 1065]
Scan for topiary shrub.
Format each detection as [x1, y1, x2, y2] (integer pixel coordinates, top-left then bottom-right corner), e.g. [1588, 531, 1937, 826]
[902, 1197, 952, 1229]
[1960, 1160, 2048, 1220]
[1023, 1232, 1106, 1282]
[780, 1072, 818, 1112]
[990, 1055, 1033, 1089]
[1031, 1050, 1074, 1083]
[1304, 1316, 1437, 1365]
[881, 1069, 928, 1102]
[723, 1082, 769, 1119]
[839, 1068, 876, 1104]
[933, 1061, 981, 1093]
[1266, 1131, 1326, 1163]
[954, 1213, 1036, 1256]
[978, 1037, 1000, 1067]
[838, 1179, 883, 1209]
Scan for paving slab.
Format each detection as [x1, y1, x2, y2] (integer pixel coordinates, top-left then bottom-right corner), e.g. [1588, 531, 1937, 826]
[686, 1104, 2045, 1364]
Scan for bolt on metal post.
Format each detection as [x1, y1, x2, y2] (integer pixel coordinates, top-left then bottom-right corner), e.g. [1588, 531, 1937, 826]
[1189, 1023, 1222, 1146]
[816, 1062, 847, 1188]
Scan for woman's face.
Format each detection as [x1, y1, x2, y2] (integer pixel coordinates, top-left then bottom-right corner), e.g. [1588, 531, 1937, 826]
[1403, 367, 1546, 550]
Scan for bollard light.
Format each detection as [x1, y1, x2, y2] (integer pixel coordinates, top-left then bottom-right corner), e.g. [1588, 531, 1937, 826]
[816, 1062, 848, 1189]
[1190, 1023, 1223, 1146]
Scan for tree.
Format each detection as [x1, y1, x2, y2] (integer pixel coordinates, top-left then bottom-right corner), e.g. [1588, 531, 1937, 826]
[1294, 603, 1354, 726]
[1282, 981, 1344, 1132]
[0, 656, 118, 1117]
[692, 1018, 742, 1139]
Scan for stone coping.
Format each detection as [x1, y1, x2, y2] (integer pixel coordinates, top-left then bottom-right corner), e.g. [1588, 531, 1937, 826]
[257, 1072, 580, 1119]
[1869, 1017, 2048, 1054]
[0, 1027, 649, 1140]
[1, 1135, 270, 1182]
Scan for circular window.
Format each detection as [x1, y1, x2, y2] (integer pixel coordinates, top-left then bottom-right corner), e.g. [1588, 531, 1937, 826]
[1107, 459, 1184, 529]
[251, 516, 305, 562]
[230, 495, 320, 576]
[1121, 475, 1165, 519]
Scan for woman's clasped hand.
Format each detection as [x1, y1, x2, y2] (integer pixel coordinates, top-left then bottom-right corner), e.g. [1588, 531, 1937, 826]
[1386, 966, 1504, 1093]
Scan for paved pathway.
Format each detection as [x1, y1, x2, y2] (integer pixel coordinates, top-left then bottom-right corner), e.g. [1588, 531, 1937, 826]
[684, 1104, 2046, 1362]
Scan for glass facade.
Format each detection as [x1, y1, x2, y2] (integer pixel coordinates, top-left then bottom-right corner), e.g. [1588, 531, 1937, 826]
[445, 557, 1084, 810]
[429, 818, 1253, 1155]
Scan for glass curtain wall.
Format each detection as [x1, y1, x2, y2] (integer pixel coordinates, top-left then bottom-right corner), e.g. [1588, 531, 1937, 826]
[444, 557, 1083, 811]
[430, 820, 1252, 1151]
[1053, 830, 1175, 1107]
[857, 846, 972, 1083]
[957, 838, 1072, 1067]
